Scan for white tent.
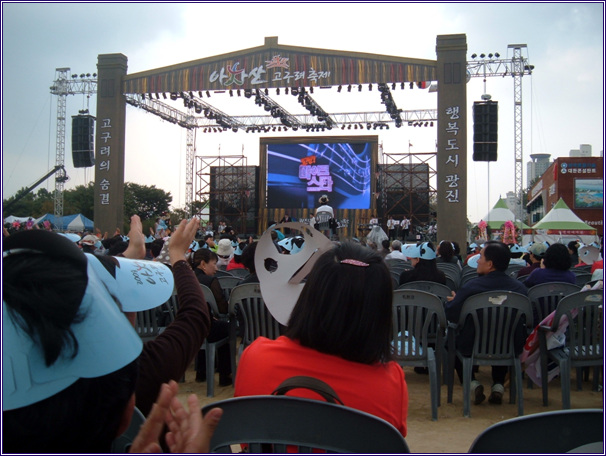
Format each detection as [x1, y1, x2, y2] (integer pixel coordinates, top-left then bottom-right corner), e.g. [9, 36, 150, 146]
[4, 215, 32, 225]
[525, 198, 599, 245]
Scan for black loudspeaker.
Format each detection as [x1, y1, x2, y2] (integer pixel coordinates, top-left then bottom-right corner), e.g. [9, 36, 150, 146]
[72, 114, 95, 168]
[472, 101, 498, 162]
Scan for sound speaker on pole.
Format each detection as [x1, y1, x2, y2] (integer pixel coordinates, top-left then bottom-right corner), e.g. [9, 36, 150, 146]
[72, 114, 95, 168]
[472, 100, 498, 162]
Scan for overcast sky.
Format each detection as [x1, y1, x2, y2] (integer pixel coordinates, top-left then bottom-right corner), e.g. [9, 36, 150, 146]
[2, 2, 604, 224]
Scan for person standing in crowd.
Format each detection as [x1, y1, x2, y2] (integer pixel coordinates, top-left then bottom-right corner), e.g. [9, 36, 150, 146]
[387, 215, 396, 241]
[401, 216, 410, 241]
[235, 241, 409, 438]
[445, 241, 528, 406]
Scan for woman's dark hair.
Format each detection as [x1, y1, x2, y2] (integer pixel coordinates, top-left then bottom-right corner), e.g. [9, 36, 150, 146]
[240, 242, 258, 273]
[107, 240, 128, 256]
[437, 240, 455, 262]
[285, 242, 393, 364]
[544, 243, 572, 271]
[3, 247, 138, 452]
[190, 248, 218, 269]
[150, 239, 165, 258]
[567, 240, 579, 254]
[409, 258, 446, 284]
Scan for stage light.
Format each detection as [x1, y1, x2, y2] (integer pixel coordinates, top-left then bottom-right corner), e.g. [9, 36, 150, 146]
[170, 93, 178, 100]
[265, 88, 269, 95]
[480, 53, 485, 58]
[310, 86, 314, 93]
[409, 82, 414, 89]
[471, 53, 477, 59]
[337, 85, 342, 93]
[495, 52, 500, 58]
[229, 89, 233, 97]
[276, 88, 280, 95]
[92, 73, 97, 77]
[80, 74, 85, 78]
[206, 91, 211, 97]
[237, 89, 241, 96]
[368, 83, 372, 91]
[354, 124, 358, 129]
[291, 87, 298, 95]
[341, 125, 345, 130]
[348, 125, 351, 129]
[347, 84, 352, 92]
[232, 127, 238, 132]
[430, 121, 434, 126]
[285, 87, 289, 94]
[198, 91, 203, 97]
[189, 91, 194, 98]
[358, 84, 362, 92]
[488, 53, 493, 58]
[155, 93, 161, 99]
[392, 82, 396, 90]
[163, 92, 167, 99]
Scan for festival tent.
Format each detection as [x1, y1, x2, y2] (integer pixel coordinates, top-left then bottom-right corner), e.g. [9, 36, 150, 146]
[34, 213, 94, 232]
[64, 213, 94, 232]
[482, 198, 531, 231]
[529, 198, 598, 245]
[4, 215, 33, 225]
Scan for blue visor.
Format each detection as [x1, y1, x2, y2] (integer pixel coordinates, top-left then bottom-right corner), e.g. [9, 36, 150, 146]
[3, 259, 143, 411]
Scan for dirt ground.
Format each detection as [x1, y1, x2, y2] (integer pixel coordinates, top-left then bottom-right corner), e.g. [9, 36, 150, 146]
[176, 360, 603, 453]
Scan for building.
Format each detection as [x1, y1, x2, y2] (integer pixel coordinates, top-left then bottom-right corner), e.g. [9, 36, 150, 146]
[569, 144, 592, 157]
[526, 153, 552, 187]
[505, 191, 522, 217]
[527, 156, 603, 231]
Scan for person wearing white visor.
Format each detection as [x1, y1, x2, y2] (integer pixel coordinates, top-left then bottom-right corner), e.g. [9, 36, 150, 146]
[3, 225, 222, 453]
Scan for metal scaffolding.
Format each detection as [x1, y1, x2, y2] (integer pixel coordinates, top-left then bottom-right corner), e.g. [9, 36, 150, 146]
[194, 154, 256, 234]
[379, 145, 437, 227]
[49, 68, 97, 224]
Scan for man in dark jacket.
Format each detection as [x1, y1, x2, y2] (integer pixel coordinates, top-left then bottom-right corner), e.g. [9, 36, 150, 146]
[446, 241, 528, 406]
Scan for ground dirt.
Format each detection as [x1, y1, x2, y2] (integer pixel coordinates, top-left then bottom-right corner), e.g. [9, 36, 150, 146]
[176, 360, 603, 453]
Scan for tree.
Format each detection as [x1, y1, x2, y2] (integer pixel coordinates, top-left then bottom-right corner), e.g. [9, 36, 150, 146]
[123, 183, 172, 222]
[63, 183, 95, 220]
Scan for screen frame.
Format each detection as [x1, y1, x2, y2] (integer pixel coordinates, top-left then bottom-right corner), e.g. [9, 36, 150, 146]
[259, 135, 379, 211]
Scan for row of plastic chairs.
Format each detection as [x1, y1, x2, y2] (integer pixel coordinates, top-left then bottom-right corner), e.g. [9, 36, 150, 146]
[393, 281, 603, 418]
[113, 398, 603, 453]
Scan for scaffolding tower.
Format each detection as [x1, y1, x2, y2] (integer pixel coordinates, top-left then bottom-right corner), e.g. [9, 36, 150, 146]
[194, 154, 255, 234]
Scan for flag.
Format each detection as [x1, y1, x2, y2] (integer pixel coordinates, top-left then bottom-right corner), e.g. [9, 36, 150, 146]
[409, 142, 413, 147]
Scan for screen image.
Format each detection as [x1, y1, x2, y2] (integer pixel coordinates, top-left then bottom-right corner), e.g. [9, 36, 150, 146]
[266, 141, 372, 209]
[574, 178, 603, 209]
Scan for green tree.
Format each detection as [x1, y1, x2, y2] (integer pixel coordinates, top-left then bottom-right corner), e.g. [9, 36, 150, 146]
[63, 183, 95, 220]
[123, 183, 172, 222]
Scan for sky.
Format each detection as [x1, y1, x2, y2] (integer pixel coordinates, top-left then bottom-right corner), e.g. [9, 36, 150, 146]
[2, 2, 604, 224]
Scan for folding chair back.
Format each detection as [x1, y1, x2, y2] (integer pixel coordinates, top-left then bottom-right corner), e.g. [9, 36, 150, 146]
[468, 408, 604, 453]
[527, 282, 581, 325]
[392, 289, 446, 420]
[538, 290, 604, 408]
[447, 291, 532, 417]
[229, 283, 285, 377]
[202, 396, 410, 453]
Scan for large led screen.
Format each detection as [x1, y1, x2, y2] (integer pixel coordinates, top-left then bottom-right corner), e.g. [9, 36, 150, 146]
[266, 141, 373, 209]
